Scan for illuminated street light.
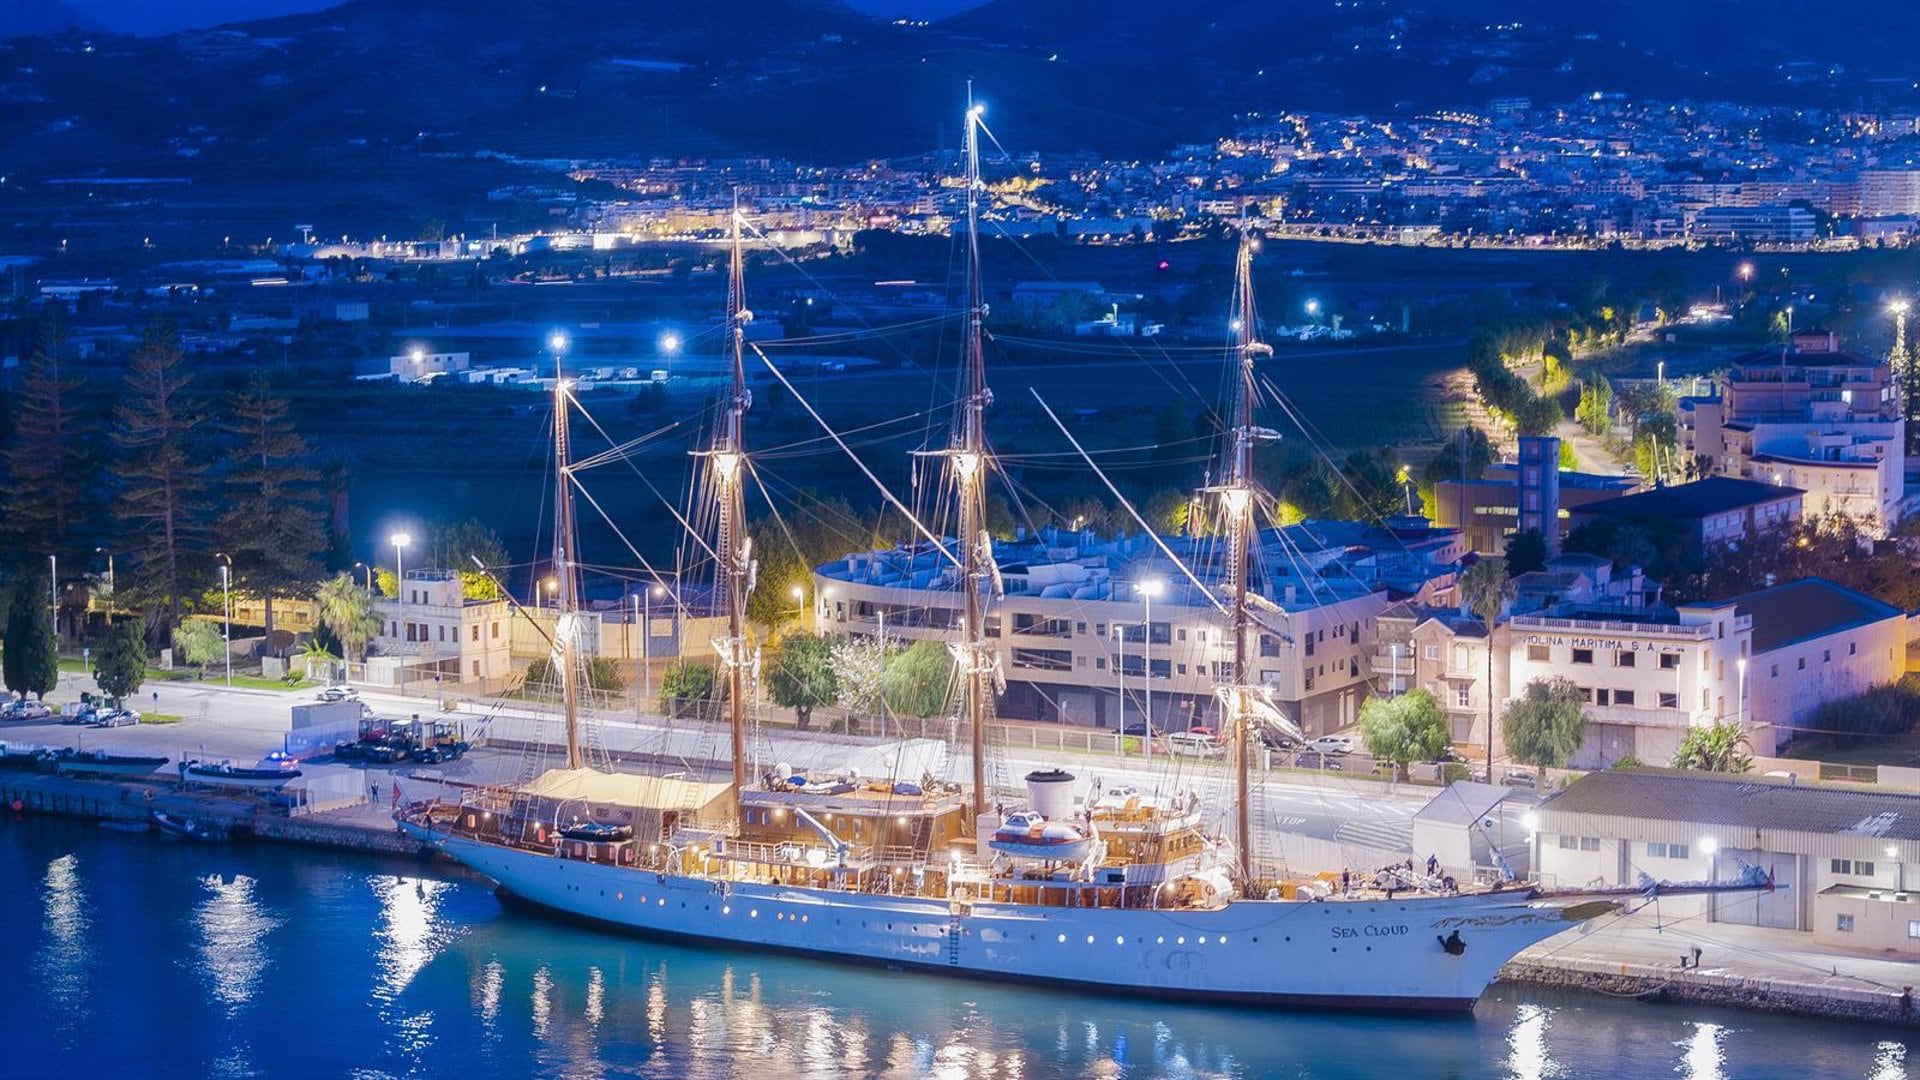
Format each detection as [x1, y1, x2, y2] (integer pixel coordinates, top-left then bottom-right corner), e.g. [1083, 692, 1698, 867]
[659, 331, 683, 356]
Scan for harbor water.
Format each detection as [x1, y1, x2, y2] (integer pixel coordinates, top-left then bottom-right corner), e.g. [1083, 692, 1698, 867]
[2, 816, 1913, 1080]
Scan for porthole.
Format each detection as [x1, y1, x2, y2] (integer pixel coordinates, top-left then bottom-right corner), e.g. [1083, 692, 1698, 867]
[1155, 936, 1165, 945]
[1177, 936, 1186, 945]
[1086, 935, 1096, 944]
[722, 905, 731, 915]
[1198, 936, 1208, 944]
[1115, 935, 1125, 945]
[1057, 933, 1068, 943]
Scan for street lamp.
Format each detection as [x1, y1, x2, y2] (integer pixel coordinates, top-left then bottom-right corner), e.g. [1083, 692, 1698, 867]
[640, 582, 665, 709]
[1134, 578, 1165, 759]
[353, 561, 373, 592]
[544, 576, 559, 609]
[790, 584, 806, 629]
[1304, 298, 1321, 321]
[659, 331, 682, 358]
[48, 553, 57, 638]
[215, 552, 233, 687]
[95, 546, 114, 620]
[390, 532, 412, 601]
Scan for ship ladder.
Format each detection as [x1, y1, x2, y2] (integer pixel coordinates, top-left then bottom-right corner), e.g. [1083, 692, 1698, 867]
[945, 918, 963, 966]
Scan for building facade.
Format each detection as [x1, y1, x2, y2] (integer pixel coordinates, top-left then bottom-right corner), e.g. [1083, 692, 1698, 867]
[1678, 332, 1905, 536]
[370, 569, 514, 688]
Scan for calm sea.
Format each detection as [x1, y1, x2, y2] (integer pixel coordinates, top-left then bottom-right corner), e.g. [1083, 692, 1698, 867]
[0, 816, 1910, 1080]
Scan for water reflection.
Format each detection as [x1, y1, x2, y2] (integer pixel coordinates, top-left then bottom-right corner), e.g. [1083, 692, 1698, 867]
[37, 854, 93, 1031]
[1506, 1002, 1563, 1080]
[193, 873, 281, 1010]
[1680, 1021, 1728, 1080]
[372, 873, 455, 999]
[1872, 1040, 1910, 1080]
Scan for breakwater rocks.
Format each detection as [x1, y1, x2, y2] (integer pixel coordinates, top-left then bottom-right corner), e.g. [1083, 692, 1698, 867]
[1501, 955, 1920, 1027]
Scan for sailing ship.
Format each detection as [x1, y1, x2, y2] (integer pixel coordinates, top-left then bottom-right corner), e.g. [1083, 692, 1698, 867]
[400, 96, 1613, 1011]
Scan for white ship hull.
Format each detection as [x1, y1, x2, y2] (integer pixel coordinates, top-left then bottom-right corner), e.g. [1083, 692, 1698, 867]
[415, 828, 1579, 1011]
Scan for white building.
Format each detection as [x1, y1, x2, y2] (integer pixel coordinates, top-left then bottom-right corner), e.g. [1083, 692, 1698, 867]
[370, 570, 514, 690]
[1735, 578, 1910, 755]
[1678, 332, 1905, 536]
[1537, 769, 1920, 953]
[810, 522, 1455, 737]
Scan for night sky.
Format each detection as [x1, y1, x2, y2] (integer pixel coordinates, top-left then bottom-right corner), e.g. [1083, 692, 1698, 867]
[68, 0, 987, 35]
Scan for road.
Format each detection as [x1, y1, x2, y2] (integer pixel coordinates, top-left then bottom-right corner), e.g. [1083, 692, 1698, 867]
[4, 672, 1443, 863]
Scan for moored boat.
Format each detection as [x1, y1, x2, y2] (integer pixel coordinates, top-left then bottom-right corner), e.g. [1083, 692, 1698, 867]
[180, 759, 302, 790]
[151, 811, 230, 841]
[39, 747, 170, 778]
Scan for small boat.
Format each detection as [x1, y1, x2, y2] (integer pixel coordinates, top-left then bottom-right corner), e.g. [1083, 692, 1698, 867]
[987, 810, 1096, 862]
[151, 811, 229, 841]
[39, 747, 170, 778]
[99, 819, 152, 833]
[180, 759, 303, 790]
[0, 743, 44, 771]
[561, 822, 634, 843]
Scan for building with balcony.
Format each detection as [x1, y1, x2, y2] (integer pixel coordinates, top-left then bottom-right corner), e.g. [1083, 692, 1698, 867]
[811, 522, 1434, 738]
[370, 569, 514, 690]
[1678, 332, 1904, 535]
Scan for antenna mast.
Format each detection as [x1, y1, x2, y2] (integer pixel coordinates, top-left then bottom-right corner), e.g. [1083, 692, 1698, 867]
[956, 87, 996, 816]
[550, 334, 583, 771]
[714, 194, 756, 816]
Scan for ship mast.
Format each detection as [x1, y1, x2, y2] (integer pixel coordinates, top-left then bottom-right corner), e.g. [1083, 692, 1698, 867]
[1223, 233, 1269, 882]
[714, 194, 755, 817]
[955, 89, 995, 817]
[550, 333, 583, 771]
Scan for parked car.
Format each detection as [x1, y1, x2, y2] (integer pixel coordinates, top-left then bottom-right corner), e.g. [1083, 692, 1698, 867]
[12, 701, 52, 722]
[1432, 746, 1468, 764]
[1118, 719, 1163, 738]
[91, 708, 139, 728]
[1307, 734, 1357, 756]
[1501, 769, 1538, 789]
[317, 686, 360, 703]
[1293, 751, 1345, 771]
[1257, 725, 1301, 751]
[1166, 731, 1226, 759]
[61, 704, 97, 725]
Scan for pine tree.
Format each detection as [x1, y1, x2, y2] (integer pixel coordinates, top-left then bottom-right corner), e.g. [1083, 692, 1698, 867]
[216, 370, 326, 637]
[113, 325, 211, 642]
[1, 314, 101, 576]
[2, 575, 60, 701]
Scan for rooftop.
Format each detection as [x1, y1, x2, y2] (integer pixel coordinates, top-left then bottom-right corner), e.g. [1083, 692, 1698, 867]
[1544, 768, 1920, 842]
[1570, 476, 1803, 521]
[1730, 577, 1906, 654]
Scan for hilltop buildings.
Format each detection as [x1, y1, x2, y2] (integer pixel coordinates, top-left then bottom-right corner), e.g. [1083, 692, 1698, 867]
[1679, 330, 1905, 535]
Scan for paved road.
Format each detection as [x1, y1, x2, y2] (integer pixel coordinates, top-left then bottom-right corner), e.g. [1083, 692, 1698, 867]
[4, 672, 1438, 860]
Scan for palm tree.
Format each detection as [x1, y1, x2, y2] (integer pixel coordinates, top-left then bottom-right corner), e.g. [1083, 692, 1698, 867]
[1459, 556, 1514, 780]
[315, 571, 383, 665]
[1672, 721, 1753, 773]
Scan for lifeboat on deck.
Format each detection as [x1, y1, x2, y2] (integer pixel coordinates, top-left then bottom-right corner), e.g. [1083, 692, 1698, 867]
[988, 810, 1094, 862]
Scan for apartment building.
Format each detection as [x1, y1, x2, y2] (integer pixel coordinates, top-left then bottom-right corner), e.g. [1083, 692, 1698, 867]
[811, 523, 1439, 738]
[1678, 331, 1905, 536]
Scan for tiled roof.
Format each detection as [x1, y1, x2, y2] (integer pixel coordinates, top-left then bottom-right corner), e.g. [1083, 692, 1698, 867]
[1730, 577, 1906, 654]
[1544, 768, 1920, 841]
[1570, 476, 1803, 522]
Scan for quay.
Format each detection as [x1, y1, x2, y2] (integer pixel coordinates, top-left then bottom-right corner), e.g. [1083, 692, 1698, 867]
[0, 770, 432, 859]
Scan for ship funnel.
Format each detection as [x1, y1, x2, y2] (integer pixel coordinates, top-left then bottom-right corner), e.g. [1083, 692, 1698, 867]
[1024, 769, 1076, 820]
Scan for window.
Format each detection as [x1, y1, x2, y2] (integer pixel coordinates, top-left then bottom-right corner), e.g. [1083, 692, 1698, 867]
[1615, 690, 1636, 707]
[471, 624, 480, 642]
[491, 622, 500, 639]
[1850, 642, 1857, 656]
[1528, 645, 1550, 662]
[1558, 835, 1580, 850]
[1455, 684, 1471, 708]
[1572, 648, 1594, 664]
[1831, 859, 1876, 876]
[1771, 664, 1779, 678]
[1581, 837, 1600, 852]
[1659, 692, 1679, 709]
[471, 660, 481, 677]
[437, 625, 446, 642]
[1615, 652, 1636, 668]
[1824, 649, 1832, 664]
[1304, 671, 1315, 692]
[1649, 842, 1689, 859]
[1660, 653, 1680, 670]
[1264, 635, 1283, 658]
[1909, 921, 1920, 940]
[1594, 689, 1609, 706]
[1798, 657, 1807, 671]
[1837, 914, 1855, 933]
[1424, 645, 1440, 661]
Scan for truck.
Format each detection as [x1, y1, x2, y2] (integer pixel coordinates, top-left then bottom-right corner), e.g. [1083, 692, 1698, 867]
[332, 717, 409, 763]
[399, 716, 470, 764]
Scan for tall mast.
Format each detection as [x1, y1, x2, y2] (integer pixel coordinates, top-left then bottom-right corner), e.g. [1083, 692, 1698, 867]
[716, 194, 755, 815]
[1224, 233, 1267, 882]
[956, 88, 994, 816]
[551, 335, 583, 770]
